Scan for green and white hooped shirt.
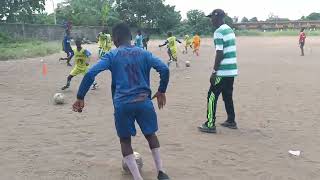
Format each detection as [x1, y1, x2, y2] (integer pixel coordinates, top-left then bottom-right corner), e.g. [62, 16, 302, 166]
[213, 24, 238, 77]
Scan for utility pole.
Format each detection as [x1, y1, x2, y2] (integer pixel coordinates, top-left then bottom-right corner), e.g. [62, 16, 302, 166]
[51, 0, 57, 25]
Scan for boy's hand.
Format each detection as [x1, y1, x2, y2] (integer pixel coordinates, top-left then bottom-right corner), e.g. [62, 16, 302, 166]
[210, 71, 217, 85]
[73, 99, 85, 113]
[152, 92, 166, 109]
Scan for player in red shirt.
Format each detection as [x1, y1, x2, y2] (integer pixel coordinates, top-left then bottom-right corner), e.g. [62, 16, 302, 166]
[299, 28, 306, 56]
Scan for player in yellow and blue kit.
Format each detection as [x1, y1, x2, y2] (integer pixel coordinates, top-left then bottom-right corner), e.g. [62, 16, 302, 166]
[72, 23, 170, 180]
[97, 28, 112, 58]
[61, 39, 92, 90]
[183, 34, 193, 54]
[159, 32, 182, 67]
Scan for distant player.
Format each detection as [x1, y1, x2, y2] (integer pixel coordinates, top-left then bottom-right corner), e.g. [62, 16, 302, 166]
[193, 32, 201, 56]
[97, 28, 112, 58]
[299, 28, 306, 56]
[135, 30, 143, 48]
[72, 23, 171, 180]
[143, 34, 150, 50]
[183, 34, 193, 54]
[198, 9, 238, 133]
[59, 29, 74, 66]
[159, 32, 182, 67]
[61, 39, 92, 90]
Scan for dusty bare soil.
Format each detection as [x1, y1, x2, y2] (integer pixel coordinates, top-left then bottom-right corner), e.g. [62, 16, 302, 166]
[1, 37, 320, 180]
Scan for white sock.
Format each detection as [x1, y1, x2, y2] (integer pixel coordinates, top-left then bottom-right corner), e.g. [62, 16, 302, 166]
[124, 154, 143, 180]
[151, 148, 163, 172]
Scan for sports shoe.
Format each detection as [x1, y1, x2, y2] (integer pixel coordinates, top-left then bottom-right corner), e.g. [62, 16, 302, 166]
[220, 121, 238, 129]
[167, 60, 173, 66]
[158, 171, 170, 180]
[198, 123, 217, 133]
[91, 82, 98, 90]
[61, 85, 70, 90]
[67, 63, 72, 67]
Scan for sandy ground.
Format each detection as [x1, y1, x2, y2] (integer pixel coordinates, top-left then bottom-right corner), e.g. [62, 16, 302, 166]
[1, 37, 320, 180]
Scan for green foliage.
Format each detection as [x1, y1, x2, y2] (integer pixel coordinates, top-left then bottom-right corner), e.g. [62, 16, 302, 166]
[0, 40, 60, 60]
[0, 0, 45, 23]
[241, 17, 249, 23]
[250, 17, 258, 22]
[0, 32, 13, 43]
[306, 12, 320, 20]
[157, 5, 181, 32]
[115, 0, 181, 32]
[55, 0, 116, 26]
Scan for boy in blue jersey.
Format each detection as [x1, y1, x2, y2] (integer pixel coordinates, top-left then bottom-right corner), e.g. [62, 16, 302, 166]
[72, 23, 170, 180]
[134, 30, 143, 48]
[59, 29, 74, 66]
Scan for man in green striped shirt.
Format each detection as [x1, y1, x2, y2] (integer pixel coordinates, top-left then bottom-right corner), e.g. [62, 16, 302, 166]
[198, 9, 238, 133]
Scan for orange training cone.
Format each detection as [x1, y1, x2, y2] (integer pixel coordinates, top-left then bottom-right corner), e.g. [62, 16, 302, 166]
[42, 63, 48, 76]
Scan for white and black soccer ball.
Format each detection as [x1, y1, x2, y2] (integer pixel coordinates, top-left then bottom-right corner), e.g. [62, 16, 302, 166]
[122, 152, 143, 172]
[53, 93, 65, 105]
[185, 61, 191, 67]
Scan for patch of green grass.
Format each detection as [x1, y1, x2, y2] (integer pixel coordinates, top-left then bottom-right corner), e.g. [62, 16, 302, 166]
[235, 30, 320, 36]
[0, 40, 61, 60]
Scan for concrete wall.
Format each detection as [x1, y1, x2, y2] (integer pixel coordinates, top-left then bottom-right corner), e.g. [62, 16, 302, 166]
[0, 23, 104, 41]
[234, 20, 320, 30]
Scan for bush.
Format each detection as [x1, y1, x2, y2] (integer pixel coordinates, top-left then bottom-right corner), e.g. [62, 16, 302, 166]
[0, 32, 13, 43]
[0, 41, 60, 60]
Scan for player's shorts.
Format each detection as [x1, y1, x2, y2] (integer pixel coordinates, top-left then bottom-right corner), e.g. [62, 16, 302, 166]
[168, 48, 177, 61]
[70, 66, 88, 76]
[300, 42, 305, 48]
[114, 100, 158, 138]
[193, 43, 200, 50]
[65, 50, 74, 59]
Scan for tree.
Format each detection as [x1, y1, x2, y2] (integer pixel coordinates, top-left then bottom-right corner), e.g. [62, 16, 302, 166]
[241, 17, 249, 23]
[157, 5, 181, 32]
[186, 10, 211, 35]
[55, 0, 115, 26]
[0, 0, 46, 23]
[250, 17, 258, 22]
[306, 12, 320, 20]
[115, 0, 180, 31]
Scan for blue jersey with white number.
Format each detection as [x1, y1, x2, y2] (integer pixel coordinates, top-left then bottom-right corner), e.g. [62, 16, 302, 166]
[77, 45, 169, 104]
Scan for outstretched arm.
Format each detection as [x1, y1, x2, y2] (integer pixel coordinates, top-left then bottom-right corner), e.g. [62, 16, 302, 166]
[77, 55, 111, 100]
[73, 54, 112, 112]
[176, 39, 182, 44]
[159, 40, 169, 47]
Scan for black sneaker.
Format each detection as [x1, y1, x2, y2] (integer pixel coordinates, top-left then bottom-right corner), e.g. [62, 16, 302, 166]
[158, 171, 170, 180]
[67, 63, 72, 67]
[220, 121, 238, 129]
[198, 123, 217, 133]
[61, 85, 69, 90]
[91, 82, 98, 90]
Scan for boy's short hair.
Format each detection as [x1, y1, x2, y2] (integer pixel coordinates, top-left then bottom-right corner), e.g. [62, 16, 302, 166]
[112, 23, 132, 42]
[75, 38, 82, 45]
[167, 32, 173, 37]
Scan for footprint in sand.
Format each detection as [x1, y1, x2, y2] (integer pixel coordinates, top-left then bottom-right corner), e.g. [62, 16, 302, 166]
[75, 151, 95, 158]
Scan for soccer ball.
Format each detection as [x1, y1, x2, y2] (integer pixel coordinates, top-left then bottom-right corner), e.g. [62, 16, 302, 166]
[185, 61, 191, 67]
[53, 93, 65, 105]
[122, 152, 143, 172]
